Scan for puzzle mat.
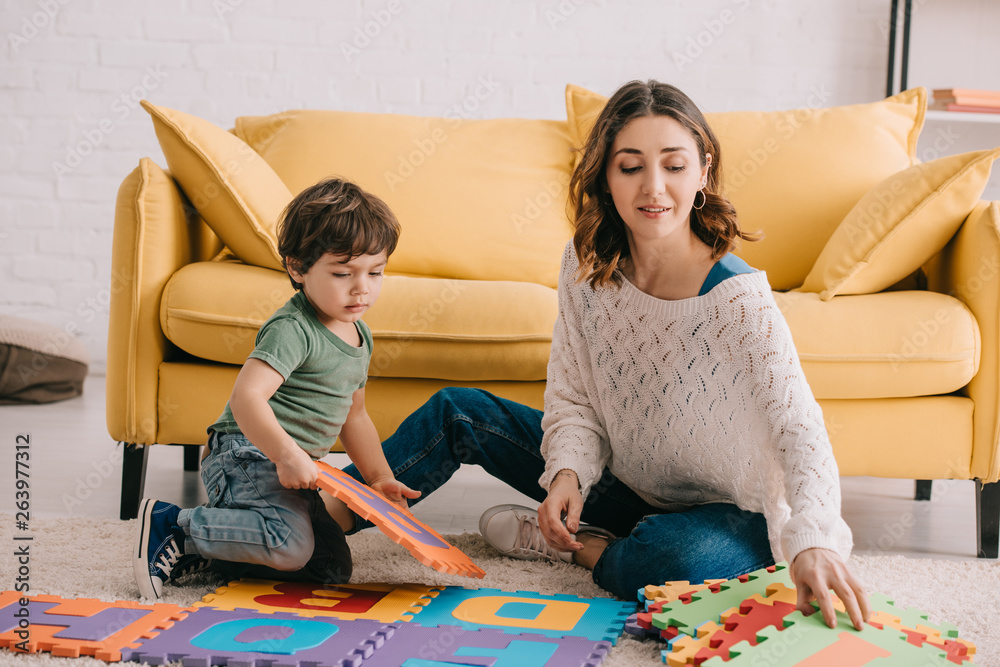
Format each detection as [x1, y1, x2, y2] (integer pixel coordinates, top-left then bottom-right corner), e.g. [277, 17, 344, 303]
[1, 566, 978, 665]
[0, 515, 995, 665]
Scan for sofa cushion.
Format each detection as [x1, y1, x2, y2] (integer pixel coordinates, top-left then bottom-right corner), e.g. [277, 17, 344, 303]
[234, 110, 575, 288]
[774, 289, 979, 399]
[565, 84, 926, 291]
[161, 261, 978, 400]
[799, 148, 1000, 300]
[140, 101, 291, 271]
[160, 261, 557, 382]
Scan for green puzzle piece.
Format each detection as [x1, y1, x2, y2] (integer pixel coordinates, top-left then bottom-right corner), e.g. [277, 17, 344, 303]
[702, 608, 952, 666]
[870, 592, 960, 640]
[650, 564, 792, 635]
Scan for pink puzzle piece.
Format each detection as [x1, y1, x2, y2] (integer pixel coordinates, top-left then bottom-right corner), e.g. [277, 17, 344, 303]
[315, 462, 485, 578]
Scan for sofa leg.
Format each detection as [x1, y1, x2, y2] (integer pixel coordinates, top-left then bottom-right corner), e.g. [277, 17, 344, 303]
[977, 480, 999, 559]
[915, 480, 932, 501]
[183, 444, 201, 472]
[120, 443, 149, 521]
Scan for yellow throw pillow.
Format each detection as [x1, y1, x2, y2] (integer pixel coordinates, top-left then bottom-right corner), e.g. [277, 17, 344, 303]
[565, 83, 608, 158]
[564, 85, 927, 290]
[140, 100, 290, 270]
[800, 148, 1000, 300]
[235, 110, 576, 288]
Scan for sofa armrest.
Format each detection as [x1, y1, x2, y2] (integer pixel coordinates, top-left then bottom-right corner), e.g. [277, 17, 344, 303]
[107, 158, 209, 445]
[925, 200, 1000, 483]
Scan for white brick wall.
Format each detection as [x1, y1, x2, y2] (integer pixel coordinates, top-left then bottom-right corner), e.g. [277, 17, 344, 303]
[0, 0, 990, 374]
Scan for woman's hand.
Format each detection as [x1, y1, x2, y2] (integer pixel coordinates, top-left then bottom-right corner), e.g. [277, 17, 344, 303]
[537, 469, 585, 553]
[370, 477, 421, 513]
[790, 547, 871, 630]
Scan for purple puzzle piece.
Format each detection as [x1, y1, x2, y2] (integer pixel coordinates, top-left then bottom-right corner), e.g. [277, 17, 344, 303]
[121, 607, 397, 667]
[623, 612, 661, 640]
[1, 600, 149, 641]
[319, 468, 450, 549]
[361, 623, 613, 667]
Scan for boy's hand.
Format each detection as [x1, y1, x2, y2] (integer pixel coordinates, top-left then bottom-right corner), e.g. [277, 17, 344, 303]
[370, 477, 421, 512]
[274, 446, 319, 490]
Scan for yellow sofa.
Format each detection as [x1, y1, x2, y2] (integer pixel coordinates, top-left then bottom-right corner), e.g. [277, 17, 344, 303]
[107, 85, 1000, 559]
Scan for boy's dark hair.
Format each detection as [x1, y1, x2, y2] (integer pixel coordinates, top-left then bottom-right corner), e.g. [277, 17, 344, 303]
[276, 178, 401, 290]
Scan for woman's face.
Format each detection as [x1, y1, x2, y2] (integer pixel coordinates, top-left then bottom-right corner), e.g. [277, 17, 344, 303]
[604, 114, 710, 247]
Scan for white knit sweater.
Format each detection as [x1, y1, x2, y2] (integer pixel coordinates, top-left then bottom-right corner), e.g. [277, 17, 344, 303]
[539, 244, 853, 564]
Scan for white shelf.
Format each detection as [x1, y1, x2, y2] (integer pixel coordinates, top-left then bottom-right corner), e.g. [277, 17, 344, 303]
[925, 109, 1000, 124]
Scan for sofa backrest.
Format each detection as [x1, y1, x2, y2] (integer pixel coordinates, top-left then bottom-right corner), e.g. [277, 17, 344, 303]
[235, 110, 576, 288]
[144, 88, 929, 293]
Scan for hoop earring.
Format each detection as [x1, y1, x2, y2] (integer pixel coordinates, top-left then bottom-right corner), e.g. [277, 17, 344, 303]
[603, 194, 614, 206]
[693, 189, 707, 210]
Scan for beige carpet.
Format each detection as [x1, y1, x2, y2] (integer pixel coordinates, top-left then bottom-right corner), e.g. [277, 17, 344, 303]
[1, 515, 997, 665]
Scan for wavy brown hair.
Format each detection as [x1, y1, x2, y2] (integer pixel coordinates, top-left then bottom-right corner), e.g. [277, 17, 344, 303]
[569, 80, 759, 289]
[277, 178, 400, 290]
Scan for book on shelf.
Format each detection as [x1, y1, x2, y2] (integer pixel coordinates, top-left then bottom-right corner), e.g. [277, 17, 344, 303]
[933, 88, 1000, 99]
[932, 88, 1000, 108]
[929, 101, 1000, 114]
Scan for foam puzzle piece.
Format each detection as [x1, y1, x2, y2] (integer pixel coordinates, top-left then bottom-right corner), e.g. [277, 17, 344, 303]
[639, 580, 725, 608]
[941, 638, 977, 664]
[197, 579, 442, 622]
[651, 564, 792, 636]
[869, 592, 960, 640]
[361, 622, 612, 666]
[663, 620, 723, 667]
[761, 582, 798, 607]
[690, 598, 798, 663]
[702, 607, 953, 667]
[315, 461, 485, 578]
[0, 591, 192, 661]
[409, 587, 635, 644]
[635, 607, 680, 643]
[623, 612, 661, 640]
[121, 606, 395, 667]
[869, 608, 975, 663]
[631, 578, 728, 647]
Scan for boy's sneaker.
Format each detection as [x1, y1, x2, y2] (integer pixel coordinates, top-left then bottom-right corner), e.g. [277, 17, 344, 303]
[170, 553, 215, 581]
[133, 499, 207, 598]
[479, 504, 616, 563]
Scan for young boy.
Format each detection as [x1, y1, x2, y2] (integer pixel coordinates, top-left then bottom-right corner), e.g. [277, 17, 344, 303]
[133, 178, 419, 599]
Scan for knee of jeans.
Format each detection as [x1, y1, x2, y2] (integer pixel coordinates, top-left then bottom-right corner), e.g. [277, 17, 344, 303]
[266, 530, 314, 572]
[429, 386, 476, 415]
[629, 513, 770, 583]
[625, 517, 715, 581]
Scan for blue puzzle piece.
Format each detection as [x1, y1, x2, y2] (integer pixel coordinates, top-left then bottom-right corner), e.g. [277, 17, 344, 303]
[410, 587, 635, 644]
[121, 607, 396, 667]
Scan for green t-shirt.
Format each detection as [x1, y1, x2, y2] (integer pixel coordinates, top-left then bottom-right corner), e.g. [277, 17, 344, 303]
[209, 291, 373, 459]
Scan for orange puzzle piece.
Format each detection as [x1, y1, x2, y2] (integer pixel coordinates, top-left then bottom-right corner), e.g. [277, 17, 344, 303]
[315, 461, 485, 578]
[0, 591, 193, 661]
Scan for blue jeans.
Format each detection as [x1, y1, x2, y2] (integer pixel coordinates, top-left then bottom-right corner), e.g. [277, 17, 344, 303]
[177, 431, 351, 584]
[343, 388, 774, 600]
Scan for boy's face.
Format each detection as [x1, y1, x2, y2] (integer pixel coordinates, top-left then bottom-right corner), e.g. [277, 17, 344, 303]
[288, 251, 388, 331]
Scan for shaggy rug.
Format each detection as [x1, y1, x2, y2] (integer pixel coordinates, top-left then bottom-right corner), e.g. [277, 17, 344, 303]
[1, 515, 997, 665]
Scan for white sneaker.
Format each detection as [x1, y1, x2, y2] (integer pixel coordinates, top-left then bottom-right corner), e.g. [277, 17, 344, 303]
[478, 504, 615, 563]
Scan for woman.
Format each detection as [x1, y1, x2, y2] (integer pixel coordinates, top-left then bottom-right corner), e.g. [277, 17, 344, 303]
[341, 79, 870, 630]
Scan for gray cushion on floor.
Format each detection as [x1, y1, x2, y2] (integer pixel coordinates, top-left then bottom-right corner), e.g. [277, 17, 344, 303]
[0, 315, 89, 404]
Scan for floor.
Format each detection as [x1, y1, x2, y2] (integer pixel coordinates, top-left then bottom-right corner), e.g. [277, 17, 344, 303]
[0, 375, 982, 561]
